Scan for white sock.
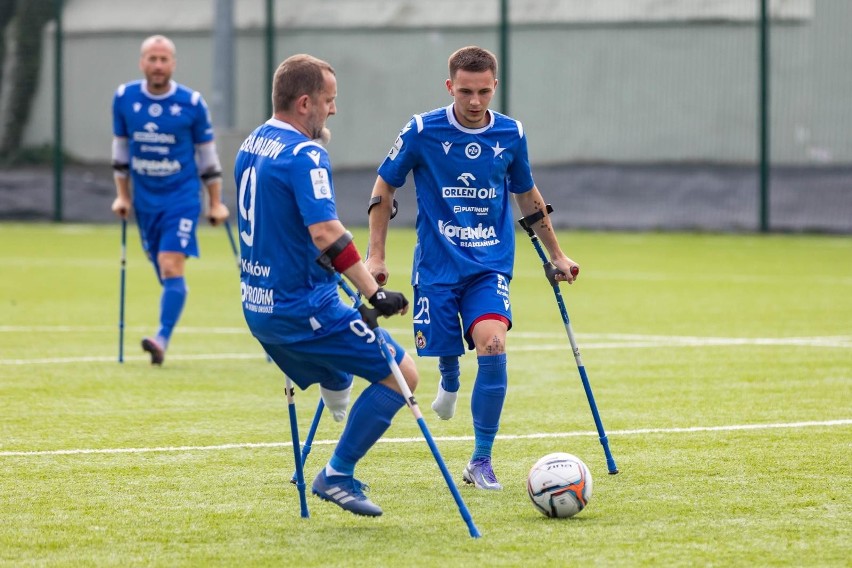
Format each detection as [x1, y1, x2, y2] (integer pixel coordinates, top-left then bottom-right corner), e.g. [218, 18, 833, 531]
[320, 384, 352, 422]
[325, 464, 347, 477]
[431, 381, 458, 420]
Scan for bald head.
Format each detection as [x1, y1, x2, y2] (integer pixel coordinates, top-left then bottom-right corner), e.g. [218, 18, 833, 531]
[141, 35, 176, 57]
[139, 35, 176, 95]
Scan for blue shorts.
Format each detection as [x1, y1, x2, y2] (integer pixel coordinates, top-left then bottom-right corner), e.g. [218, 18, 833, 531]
[259, 310, 407, 391]
[135, 203, 201, 266]
[412, 272, 513, 357]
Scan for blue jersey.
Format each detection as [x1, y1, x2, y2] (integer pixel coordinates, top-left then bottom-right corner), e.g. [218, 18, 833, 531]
[234, 118, 350, 344]
[377, 105, 535, 286]
[112, 80, 214, 213]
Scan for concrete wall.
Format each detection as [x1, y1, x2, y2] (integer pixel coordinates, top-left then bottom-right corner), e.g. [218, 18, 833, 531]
[25, 0, 851, 182]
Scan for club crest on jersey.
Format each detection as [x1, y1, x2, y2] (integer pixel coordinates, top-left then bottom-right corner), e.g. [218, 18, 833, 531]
[148, 103, 163, 117]
[415, 331, 427, 349]
[465, 143, 481, 159]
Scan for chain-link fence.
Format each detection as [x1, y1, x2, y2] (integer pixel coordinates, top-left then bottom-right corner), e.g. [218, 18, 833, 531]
[4, 0, 850, 232]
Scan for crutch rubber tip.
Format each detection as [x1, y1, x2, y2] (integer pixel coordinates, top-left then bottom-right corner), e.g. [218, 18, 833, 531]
[608, 469, 619, 475]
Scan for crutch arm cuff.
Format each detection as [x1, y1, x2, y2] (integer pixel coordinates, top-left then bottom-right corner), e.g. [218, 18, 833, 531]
[517, 203, 554, 234]
[367, 196, 399, 219]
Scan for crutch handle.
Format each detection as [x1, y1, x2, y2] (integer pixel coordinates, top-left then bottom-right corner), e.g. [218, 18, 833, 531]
[542, 263, 579, 286]
[357, 305, 380, 329]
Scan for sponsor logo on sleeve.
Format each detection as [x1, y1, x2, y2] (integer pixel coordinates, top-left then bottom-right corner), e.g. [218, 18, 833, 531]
[311, 168, 332, 200]
[387, 135, 403, 161]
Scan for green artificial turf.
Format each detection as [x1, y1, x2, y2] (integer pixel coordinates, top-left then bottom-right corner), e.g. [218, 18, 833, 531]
[1, 223, 850, 566]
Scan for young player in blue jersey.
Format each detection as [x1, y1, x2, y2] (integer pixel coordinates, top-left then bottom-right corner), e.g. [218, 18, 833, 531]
[110, 35, 230, 365]
[366, 46, 579, 490]
[235, 54, 417, 517]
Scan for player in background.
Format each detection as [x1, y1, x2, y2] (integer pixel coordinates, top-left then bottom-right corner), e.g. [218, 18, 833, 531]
[235, 54, 417, 517]
[366, 46, 578, 490]
[110, 35, 230, 365]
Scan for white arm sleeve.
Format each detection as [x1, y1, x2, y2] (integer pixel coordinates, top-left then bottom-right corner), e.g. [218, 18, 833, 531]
[195, 142, 222, 186]
[112, 137, 129, 178]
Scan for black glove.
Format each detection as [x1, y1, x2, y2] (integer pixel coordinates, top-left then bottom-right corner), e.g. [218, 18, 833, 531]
[368, 287, 408, 316]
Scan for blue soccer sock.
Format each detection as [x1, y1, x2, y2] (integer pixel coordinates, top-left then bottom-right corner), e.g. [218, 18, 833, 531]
[156, 276, 187, 343]
[438, 355, 460, 392]
[329, 383, 405, 476]
[471, 353, 507, 461]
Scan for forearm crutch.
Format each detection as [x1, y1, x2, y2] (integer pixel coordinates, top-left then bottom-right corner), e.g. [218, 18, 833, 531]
[223, 220, 240, 270]
[118, 218, 127, 363]
[336, 276, 481, 538]
[290, 398, 325, 485]
[284, 376, 310, 518]
[518, 205, 619, 475]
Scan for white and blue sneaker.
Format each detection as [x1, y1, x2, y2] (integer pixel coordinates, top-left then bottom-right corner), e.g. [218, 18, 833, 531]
[462, 457, 503, 490]
[311, 469, 383, 517]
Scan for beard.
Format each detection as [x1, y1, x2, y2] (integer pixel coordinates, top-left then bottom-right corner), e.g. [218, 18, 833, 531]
[316, 127, 331, 145]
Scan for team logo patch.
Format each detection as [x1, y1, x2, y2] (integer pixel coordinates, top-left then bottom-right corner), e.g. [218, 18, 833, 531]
[311, 168, 332, 200]
[148, 103, 163, 117]
[415, 331, 426, 349]
[388, 135, 403, 161]
[465, 142, 481, 159]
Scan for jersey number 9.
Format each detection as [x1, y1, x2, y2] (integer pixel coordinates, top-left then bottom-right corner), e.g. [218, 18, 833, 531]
[238, 167, 256, 247]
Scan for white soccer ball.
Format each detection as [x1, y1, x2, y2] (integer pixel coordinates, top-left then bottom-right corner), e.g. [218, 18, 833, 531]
[527, 452, 593, 518]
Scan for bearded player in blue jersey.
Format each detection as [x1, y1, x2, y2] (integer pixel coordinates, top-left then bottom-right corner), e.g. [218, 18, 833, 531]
[111, 35, 230, 365]
[235, 54, 417, 517]
[366, 46, 579, 490]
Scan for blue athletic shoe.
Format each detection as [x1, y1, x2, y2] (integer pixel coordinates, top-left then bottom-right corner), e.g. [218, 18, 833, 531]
[463, 457, 503, 490]
[311, 470, 383, 517]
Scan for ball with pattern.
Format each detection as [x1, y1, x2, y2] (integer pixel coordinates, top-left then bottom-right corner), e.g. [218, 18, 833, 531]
[527, 452, 593, 518]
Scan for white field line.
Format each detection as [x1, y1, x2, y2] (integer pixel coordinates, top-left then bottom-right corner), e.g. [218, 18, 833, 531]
[4, 325, 852, 346]
[1, 419, 849, 458]
[2, 332, 850, 366]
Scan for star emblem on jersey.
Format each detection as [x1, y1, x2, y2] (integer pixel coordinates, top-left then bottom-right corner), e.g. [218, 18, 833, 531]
[492, 141, 506, 158]
[442, 141, 452, 155]
[170, 104, 182, 116]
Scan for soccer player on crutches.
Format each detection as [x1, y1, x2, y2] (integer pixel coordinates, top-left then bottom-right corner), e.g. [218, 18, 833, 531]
[235, 54, 433, 521]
